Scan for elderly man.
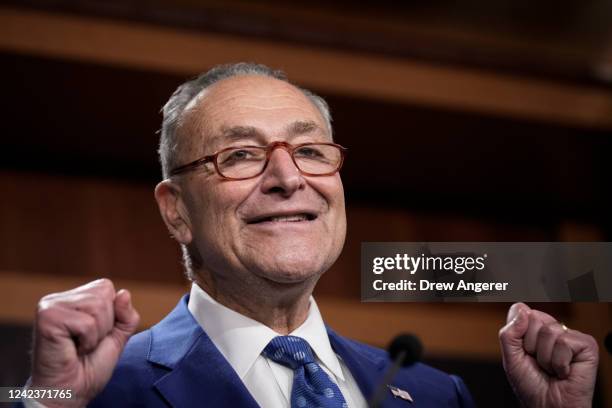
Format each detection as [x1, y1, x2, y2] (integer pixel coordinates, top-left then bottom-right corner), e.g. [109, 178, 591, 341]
[27, 63, 598, 408]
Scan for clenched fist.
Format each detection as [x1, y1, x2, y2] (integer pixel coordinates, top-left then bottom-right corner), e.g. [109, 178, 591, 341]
[499, 303, 599, 408]
[30, 279, 140, 408]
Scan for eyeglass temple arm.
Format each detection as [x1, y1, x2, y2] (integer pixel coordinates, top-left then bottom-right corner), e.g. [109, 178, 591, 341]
[170, 156, 214, 176]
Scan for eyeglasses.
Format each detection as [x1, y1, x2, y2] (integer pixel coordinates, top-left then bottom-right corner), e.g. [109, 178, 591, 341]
[170, 141, 347, 180]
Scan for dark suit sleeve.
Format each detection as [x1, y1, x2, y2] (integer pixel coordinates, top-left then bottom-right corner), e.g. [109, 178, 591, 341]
[450, 375, 476, 408]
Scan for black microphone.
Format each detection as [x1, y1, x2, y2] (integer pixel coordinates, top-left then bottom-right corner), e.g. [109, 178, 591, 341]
[388, 334, 423, 367]
[369, 334, 423, 408]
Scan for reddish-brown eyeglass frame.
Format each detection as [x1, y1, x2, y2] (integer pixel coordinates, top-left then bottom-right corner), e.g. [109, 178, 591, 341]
[169, 141, 347, 180]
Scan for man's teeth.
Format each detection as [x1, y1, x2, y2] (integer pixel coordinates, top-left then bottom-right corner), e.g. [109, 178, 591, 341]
[268, 214, 309, 222]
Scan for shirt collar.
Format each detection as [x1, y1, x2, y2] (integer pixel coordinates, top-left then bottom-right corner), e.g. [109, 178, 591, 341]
[187, 283, 345, 381]
[291, 296, 345, 381]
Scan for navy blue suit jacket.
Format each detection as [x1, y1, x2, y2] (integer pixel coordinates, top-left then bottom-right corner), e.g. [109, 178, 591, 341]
[90, 295, 475, 407]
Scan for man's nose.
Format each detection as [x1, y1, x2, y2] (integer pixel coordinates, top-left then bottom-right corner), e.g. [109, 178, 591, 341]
[259, 148, 305, 197]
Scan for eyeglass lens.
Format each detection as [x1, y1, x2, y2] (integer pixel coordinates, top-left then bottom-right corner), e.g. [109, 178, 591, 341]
[217, 144, 341, 178]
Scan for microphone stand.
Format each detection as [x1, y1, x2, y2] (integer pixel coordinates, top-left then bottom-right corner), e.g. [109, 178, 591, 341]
[369, 350, 407, 408]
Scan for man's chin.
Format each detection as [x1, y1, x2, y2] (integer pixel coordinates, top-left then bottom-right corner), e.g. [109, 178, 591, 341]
[238, 240, 338, 284]
[251, 260, 325, 286]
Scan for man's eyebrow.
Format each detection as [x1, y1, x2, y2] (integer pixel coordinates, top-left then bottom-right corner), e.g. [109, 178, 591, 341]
[286, 120, 323, 137]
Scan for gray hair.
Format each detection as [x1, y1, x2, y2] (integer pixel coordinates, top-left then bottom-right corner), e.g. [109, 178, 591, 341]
[157, 62, 333, 280]
[158, 62, 333, 179]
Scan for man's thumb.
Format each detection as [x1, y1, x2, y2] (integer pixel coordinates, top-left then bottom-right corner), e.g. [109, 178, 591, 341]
[113, 289, 140, 340]
[499, 303, 529, 361]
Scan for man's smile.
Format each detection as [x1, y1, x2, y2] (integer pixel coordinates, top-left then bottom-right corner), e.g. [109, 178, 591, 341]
[244, 210, 318, 225]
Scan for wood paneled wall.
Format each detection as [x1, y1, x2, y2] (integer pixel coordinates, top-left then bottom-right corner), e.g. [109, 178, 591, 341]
[0, 171, 182, 284]
[1, 6, 611, 129]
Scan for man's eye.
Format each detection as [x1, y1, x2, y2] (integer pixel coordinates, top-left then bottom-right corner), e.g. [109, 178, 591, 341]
[295, 147, 324, 158]
[231, 150, 251, 159]
[223, 149, 254, 163]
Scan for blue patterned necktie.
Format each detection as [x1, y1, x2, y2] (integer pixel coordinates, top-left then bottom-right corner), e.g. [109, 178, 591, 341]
[263, 335, 348, 408]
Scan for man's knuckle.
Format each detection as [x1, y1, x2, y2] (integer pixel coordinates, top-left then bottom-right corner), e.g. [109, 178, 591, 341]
[540, 323, 558, 336]
[36, 319, 57, 337]
[583, 334, 598, 350]
[87, 294, 107, 312]
[96, 279, 116, 298]
[556, 335, 571, 349]
[532, 309, 555, 322]
[36, 304, 58, 321]
[84, 315, 99, 333]
[37, 293, 60, 311]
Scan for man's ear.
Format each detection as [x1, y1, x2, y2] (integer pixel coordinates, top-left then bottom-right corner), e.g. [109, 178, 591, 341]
[154, 180, 193, 244]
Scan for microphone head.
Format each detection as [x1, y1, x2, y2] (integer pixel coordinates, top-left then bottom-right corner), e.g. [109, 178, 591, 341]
[388, 333, 423, 367]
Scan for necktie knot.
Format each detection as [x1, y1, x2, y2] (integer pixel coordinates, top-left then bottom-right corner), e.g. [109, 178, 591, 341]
[263, 336, 348, 407]
[263, 336, 316, 369]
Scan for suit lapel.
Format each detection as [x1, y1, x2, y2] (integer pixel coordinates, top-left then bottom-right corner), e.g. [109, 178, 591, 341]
[149, 295, 260, 408]
[328, 328, 423, 407]
[326, 327, 386, 402]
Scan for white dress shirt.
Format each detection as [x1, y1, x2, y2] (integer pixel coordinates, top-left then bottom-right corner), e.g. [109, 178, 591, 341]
[187, 283, 367, 408]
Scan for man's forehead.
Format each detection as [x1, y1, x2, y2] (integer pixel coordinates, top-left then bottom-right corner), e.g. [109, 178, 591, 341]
[208, 120, 325, 145]
[219, 120, 320, 137]
[179, 75, 329, 147]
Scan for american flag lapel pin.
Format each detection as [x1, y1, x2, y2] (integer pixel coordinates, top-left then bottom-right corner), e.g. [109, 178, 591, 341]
[388, 385, 414, 403]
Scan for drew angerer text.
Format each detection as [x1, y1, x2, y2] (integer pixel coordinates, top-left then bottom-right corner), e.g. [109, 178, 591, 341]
[372, 279, 509, 293]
